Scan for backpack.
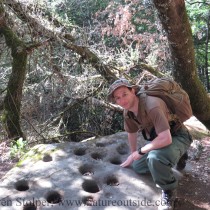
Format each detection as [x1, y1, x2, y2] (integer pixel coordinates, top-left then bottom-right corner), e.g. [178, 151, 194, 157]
[137, 77, 193, 122]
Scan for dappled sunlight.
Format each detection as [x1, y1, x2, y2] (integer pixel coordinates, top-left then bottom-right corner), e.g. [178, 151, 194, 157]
[0, 132, 162, 210]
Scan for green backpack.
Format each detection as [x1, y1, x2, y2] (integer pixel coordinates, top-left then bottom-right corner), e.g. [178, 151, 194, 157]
[137, 77, 193, 122]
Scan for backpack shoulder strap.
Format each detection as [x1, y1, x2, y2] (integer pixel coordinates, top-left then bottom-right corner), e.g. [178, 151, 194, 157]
[138, 93, 147, 117]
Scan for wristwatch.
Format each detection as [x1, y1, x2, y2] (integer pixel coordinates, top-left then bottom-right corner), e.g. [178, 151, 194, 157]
[138, 147, 145, 155]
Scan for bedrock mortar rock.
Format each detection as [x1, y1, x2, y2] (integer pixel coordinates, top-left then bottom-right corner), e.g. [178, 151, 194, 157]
[0, 132, 183, 210]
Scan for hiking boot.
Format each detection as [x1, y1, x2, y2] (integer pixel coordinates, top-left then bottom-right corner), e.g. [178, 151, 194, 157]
[158, 189, 177, 210]
[176, 152, 188, 170]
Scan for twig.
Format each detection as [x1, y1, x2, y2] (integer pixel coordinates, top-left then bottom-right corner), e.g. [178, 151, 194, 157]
[41, 81, 105, 130]
[30, 130, 98, 144]
[21, 115, 47, 142]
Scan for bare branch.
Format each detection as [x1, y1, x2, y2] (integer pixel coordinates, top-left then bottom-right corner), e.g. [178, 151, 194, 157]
[26, 38, 51, 53]
[4, 0, 75, 41]
[4, 0, 118, 83]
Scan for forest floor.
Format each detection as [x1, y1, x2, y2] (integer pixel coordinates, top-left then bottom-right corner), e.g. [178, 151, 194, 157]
[175, 136, 210, 210]
[0, 117, 210, 210]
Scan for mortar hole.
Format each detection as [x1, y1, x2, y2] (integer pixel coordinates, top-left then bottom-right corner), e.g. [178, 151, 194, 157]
[95, 142, 106, 147]
[23, 203, 37, 210]
[82, 180, 100, 193]
[74, 148, 86, 156]
[105, 175, 119, 186]
[82, 196, 95, 206]
[43, 154, 52, 162]
[91, 152, 103, 160]
[15, 180, 29, 191]
[116, 143, 129, 155]
[79, 164, 94, 176]
[105, 192, 113, 199]
[109, 157, 122, 165]
[45, 190, 62, 204]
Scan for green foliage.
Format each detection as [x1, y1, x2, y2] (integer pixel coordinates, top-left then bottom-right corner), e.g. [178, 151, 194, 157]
[48, 0, 110, 26]
[131, 8, 156, 34]
[186, 1, 210, 91]
[186, 1, 210, 35]
[10, 138, 28, 159]
[103, 35, 121, 48]
[2, 0, 210, 142]
[94, 1, 171, 72]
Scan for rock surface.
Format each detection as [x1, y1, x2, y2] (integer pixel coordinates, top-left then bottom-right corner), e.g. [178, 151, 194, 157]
[0, 132, 171, 210]
[0, 116, 208, 210]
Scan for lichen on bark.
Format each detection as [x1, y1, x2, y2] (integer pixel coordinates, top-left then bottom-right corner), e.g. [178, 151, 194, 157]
[0, 5, 27, 139]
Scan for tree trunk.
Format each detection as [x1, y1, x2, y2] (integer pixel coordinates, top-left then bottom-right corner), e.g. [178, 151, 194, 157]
[205, 15, 210, 91]
[153, 0, 210, 129]
[0, 4, 27, 139]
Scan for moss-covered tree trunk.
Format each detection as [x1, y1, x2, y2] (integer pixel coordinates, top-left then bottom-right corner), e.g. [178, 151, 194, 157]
[153, 0, 210, 129]
[0, 4, 27, 139]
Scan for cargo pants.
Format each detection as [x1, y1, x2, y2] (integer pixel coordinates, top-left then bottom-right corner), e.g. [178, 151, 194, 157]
[132, 126, 192, 191]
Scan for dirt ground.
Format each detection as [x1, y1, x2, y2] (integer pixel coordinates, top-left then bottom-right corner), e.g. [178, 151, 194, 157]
[175, 137, 210, 210]
[0, 118, 210, 210]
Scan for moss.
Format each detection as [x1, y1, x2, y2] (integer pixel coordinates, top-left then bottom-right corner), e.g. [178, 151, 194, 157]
[16, 145, 57, 167]
[0, 9, 28, 138]
[16, 153, 43, 167]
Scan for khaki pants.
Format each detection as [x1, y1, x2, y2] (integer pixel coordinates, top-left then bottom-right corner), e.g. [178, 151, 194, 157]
[132, 126, 192, 191]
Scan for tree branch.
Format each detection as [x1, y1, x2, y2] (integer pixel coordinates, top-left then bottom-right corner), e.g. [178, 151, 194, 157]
[4, 0, 118, 83]
[25, 38, 51, 53]
[47, 130, 99, 142]
[5, 0, 75, 41]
